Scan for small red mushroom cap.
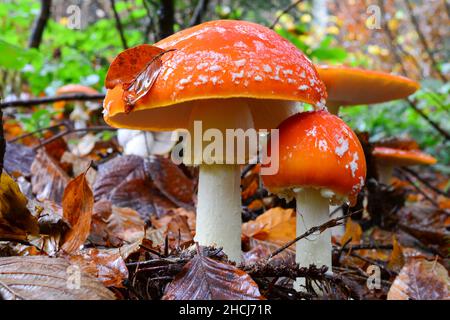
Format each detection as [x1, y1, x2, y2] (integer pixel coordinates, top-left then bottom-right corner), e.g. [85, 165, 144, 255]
[373, 147, 437, 166]
[262, 111, 366, 204]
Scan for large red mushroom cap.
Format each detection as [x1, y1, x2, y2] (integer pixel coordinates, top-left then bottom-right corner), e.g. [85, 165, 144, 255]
[373, 147, 437, 166]
[103, 20, 327, 130]
[262, 110, 366, 204]
[316, 65, 419, 107]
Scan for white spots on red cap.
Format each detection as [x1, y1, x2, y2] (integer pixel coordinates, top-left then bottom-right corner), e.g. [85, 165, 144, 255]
[254, 75, 263, 82]
[306, 126, 317, 137]
[209, 65, 222, 72]
[298, 84, 310, 91]
[234, 59, 247, 68]
[102, 99, 113, 116]
[300, 71, 306, 78]
[335, 136, 349, 157]
[345, 152, 359, 177]
[253, 40, 265, 52]
[234, 41, 248, 49]
[318, 139, 329, 152]
[231, 70, 244, 83]
[196, 62, 209, 70]
[283, 69, 293, 76]
[263, 64, 272, 73]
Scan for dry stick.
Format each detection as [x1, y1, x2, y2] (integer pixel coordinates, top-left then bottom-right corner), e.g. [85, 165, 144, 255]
[110, 0, 128, 49]
[8, 123, 67, 143]
[0, 93, 105, 108]
[396, 169, 439, 207]
[268, 211, 359, 260]
[28, 0, 52, 49]
[270, 0, 304, 29]
[34, 126, 116, 150]
[400, 167, 450, 197]
[403, 0, 447, 82]
[407, 99, 450, 141]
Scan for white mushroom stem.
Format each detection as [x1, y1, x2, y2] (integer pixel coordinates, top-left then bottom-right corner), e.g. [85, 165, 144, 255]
[195, 164, 242, 262]
[330, 204, 345, 237]
[377, 163, 394, 185]
[294, 188, 332, 292]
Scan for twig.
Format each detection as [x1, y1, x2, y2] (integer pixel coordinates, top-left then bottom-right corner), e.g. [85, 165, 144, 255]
[0, 93, 105, 108]
[268, 211, 358, 260]
[28, 0, 52, 49]
[270, 0, 304, 29]
[8, 123, 67, 143]
[110, 0, 129, 49]
[407, 99, 450, 141]
[403, 0, 447, 82]
[243, 262, 328, 280]
[400, 167, 449, 197]
[188, 0, 209, 27]
[396, 169, 439, 207]
[34, 126, 116, 150]
[0, 107, 5, 173]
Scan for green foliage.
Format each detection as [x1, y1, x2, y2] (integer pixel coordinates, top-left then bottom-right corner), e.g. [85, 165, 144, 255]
[17, 109, 55, 134]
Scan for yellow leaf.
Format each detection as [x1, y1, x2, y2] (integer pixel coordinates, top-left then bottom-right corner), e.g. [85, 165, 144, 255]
[340, 218, 362, 246]
[388, 236, 405, 272]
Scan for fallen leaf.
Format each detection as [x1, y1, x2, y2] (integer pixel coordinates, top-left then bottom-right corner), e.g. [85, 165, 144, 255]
[67, 248, 128, 288]
[60, 169, 94, 253]
[387, 236, 405, 273]
[387, 259, 449, 300]
[4, 142, 36, 177]
[89, 199, 145, 247]
[0, 256, 115, 300]
[341, 218, 363, 246]
[30, 150, 70, 203]
[151, 208, 195, 250]
[162, 252, 264, 300]
[105, 44, 175, 112]
[242, 207, 295, 246]
[0, 172, 39, 241]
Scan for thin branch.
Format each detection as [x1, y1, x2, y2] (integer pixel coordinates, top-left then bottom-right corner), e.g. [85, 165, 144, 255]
[0, 107, 5, 173]
[268, 211, 359, 260]
[403, 0, 447, 82]
[188, 0, 209, 27]
[400, 167, 450, 197]
[270, 0, 304, 29]
[110, 0, 128, 49]
[0, 93, 105, 108]
[28, 0, 52, 49]
[407, 99, 450, 141]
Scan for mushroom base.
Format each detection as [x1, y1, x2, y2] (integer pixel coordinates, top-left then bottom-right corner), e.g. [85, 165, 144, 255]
[294, 188, 332, 292]
[194, 164, 242, 262]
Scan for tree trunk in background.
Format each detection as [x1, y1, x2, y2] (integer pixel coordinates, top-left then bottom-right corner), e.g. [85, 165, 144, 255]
[158, 0, 175, 40]
[28, 0, 52, 49]
[0, 107, 5, 174]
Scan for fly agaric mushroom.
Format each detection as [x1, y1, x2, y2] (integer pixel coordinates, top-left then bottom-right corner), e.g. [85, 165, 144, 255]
[261, 111, 366, 290]
[316, 65, 420, 115]
[373, 147, 436, 185]
[103, 20, 327, 262]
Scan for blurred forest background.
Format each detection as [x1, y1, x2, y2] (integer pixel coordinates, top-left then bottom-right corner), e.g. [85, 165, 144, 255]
[0, 0, 448, 170]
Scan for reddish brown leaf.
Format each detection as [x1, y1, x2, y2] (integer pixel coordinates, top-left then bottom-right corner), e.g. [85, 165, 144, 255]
[67, 248, 129, 288]
[30, 150, 70, 204]
[60, 169, 94, 253]
[387, 259, 449, 300]
[387, 236, 405, 273]
[89, 199, 145, 247]
[105, 44, 175, 112]
[162, 253, 264, 300]
[0, 256, 115, 300]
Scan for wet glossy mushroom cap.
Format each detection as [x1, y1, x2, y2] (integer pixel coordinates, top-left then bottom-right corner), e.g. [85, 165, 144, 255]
[316, 65, 420, 107]
[103, 20, 327, 130]
[373, 147, 437, 166]
[262, 110, 366, 203]
[54, 84, 99, 110]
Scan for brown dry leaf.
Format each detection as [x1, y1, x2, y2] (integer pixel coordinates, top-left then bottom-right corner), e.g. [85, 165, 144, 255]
[89, 199, 145, 247]
[0, 256, 115, 300]
[4, 142, 36, 177]
[67, 248, 128, 288]
[105, 45, 175, 112]
[0, 172, 39, 241]
[340, 218, 363, 246]
[162, 253, 264, 300]
[242, 207, 295, 245]
[94, 155, 182, 220]
[31, 150, 70, 204]
[387, 259, 450, 300]
[60, 169, 94, 253]
[147, 156, 195, 209]
[387, 236, 405, 273]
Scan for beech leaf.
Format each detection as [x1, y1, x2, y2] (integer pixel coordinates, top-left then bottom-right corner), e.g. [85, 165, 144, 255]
[0, 256, 115, 300]
[163, 253, 264, 300]
[60, 169, 94, 253]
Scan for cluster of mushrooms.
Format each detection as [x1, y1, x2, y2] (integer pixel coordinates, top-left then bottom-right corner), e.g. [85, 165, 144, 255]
[102, 20, 436, 292]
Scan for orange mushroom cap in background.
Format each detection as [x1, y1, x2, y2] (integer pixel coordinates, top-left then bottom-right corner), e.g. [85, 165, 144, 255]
[373, 147, 437, 167]
[54, 84, 99, 110]
[103, 20, 327, 130]
[316, 65, 420, 107]
[262, 110, 366, 204]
